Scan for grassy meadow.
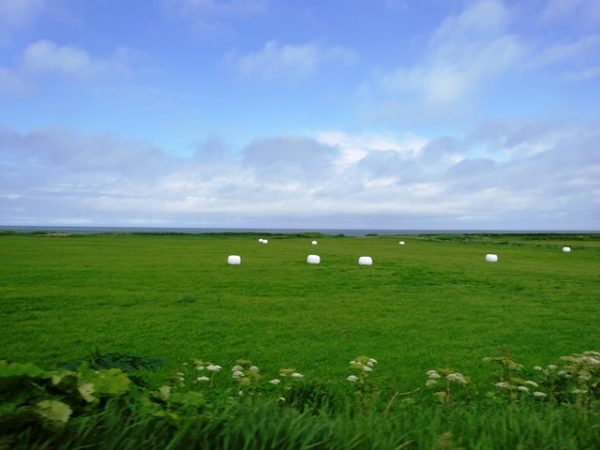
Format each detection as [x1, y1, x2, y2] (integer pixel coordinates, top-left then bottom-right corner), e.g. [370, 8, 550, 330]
[2, 231, 600, 449]
[1, 231, 599, 387]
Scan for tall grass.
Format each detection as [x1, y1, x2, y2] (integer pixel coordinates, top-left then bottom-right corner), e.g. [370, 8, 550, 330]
[8, 395, 600, 450]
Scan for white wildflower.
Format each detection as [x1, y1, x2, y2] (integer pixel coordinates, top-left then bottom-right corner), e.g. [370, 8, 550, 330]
[197, 376, 210, 382]
[517, 386, 529, 392]
[427, 370, 441, 379]
[368, 358, 378, 364]
[347, 375, 359, 382]
[269, 379, 281, 385]
[426, 379, 438, 387]
[362, 366, 373, 372]
[525, 380, 539, 387]
[533, 391, 547, 398]
[366, 361, 374, 367]
[231, 365, 243, 372]
[533, 365, 543, 371]
[291, 372, 304, 379]
[571, 389, 587, 394]
[557, 370, 568, 376]
[447, 373, 468, 384]
[495, 381, 510, 389]
[249, 365, 259, 372]
[349, 360, 356, 365]
[232, 370, 244, 379]
[548, 365, 557, 370]
[207, 364, 222, 372]
[196, 365, 205, 371]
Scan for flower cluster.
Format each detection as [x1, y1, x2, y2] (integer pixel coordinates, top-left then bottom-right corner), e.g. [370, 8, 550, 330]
[230, 359, 261, 387]
[271, 368, 305, 402]
[192, 359, 222, 384]
[169, 359, 224, 390]
[347, 356, 377, 385]
[425, 368, 470, 403]
[164, 350, 600, 406]
[544, 351, 600, 397]
[493, 378, 545, 399]
[279, 368, 304, 380]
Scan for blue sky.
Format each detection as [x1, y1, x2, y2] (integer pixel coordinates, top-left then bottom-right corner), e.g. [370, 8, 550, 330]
[1, 0, 599, 229]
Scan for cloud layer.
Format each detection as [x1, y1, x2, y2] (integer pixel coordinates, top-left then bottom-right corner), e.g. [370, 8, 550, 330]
[1, 123, 598, 228]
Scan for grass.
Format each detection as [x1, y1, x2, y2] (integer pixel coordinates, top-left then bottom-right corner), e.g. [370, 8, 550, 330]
[1, 232, 599, 389]
[1, 231, 600, 448]
[8, 397, 600, 450]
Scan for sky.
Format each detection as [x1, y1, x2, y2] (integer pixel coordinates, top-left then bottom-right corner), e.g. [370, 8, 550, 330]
[0, 0, 599, 230]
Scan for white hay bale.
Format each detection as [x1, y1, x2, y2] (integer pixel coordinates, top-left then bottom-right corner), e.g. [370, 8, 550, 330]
[562, 246, 571, 253]
[399, 241, 405, 245]
[311, 240, 318, 245]
[262, 239, 269, 244]
[485, 254, 498, 263]
[307, 254, 320, 264]
[258, 238, 264, 243]
[227, 255, 241, 265]
[358, 256, 373, 266]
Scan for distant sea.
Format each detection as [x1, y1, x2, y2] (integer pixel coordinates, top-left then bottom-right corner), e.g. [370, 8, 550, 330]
[0, 226, 596, 236]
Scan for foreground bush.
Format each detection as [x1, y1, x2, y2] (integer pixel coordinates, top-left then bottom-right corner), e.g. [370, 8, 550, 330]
[1, 351, 599, 449]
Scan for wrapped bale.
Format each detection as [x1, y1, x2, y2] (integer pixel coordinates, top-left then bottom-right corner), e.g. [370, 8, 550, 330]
[562, 246, 571, 252]
[227, 255, 241, 265]
[307, 254, 320, 264]
[358, 256, 373, 266]
[311, 240, 318, 246]
[485, 254, 498, 263]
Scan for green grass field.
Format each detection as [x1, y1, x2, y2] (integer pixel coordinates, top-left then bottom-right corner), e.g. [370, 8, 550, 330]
[2, 232, 599, 390]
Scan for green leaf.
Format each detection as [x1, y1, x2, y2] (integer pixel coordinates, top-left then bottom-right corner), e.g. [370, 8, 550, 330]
[170, 391, 205, 408]
[78, 383, 95, 402]
[51, 369, 77, 387]
[34, 400, 72, 429]
[77, 368, 131, 402]
[159, 385, 171, 400]
[0, 361, 50, 392]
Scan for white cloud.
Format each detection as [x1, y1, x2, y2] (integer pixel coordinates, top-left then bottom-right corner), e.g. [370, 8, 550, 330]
[20, 40, 151, 80]
[531, 34, 600, 67]
[231, 41, 358, 80]
[0, 0, 47, 40]
[162, 0, 267, 32]
[165, 0, 267, 14]
[433, 0, 511, 42]
[0, 40, 156, 97]
[378, 0, 525, 107]
[3, 121, 597, 229]
[563, 66, 600, 81]
[542, 0, 600, 23]
[316, 130, 428, 169]
[22, 40, 94, 77]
